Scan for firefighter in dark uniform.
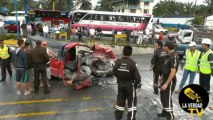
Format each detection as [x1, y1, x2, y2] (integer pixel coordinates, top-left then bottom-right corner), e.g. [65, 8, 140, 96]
[113, 45, 141, 120]
[157, 41, 179, 120]
[151, 40, 167, 95]
[0, 40, 12, 82]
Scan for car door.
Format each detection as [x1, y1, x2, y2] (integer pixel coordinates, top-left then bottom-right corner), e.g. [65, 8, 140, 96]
[50, 47, 65, 79]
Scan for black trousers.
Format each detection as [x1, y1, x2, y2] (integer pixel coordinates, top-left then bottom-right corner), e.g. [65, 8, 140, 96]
[33, 64, 48, 92]
[153, 66, 163, 94]
[115, 85, 137, 120]
[160, 79, 176, 120]
[0, 59, 12, 81]
[199, 72, 211, 93]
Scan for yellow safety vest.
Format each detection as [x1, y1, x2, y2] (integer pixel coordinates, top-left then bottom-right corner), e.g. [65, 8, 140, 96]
[0, 45, 10, 59]
[200, 49, 213, 74]
[185, 49, 201, 72]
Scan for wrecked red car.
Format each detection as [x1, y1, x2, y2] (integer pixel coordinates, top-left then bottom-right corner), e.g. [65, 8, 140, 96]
[50, 42, 116, 90]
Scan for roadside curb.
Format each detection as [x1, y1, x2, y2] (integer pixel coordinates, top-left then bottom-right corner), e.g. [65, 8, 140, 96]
[104, 45, 154, 55]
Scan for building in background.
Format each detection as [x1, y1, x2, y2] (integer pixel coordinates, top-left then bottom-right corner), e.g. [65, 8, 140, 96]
[111, 0, 154, 14]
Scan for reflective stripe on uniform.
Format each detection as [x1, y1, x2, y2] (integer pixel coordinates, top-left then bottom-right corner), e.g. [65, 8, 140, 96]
[117, 69, 129, 72]
[128, 107, 137, 112]
[116, 105, 125, 111]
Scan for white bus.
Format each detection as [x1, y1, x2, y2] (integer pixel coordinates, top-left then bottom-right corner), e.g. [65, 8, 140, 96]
[71, 11, 153, 35]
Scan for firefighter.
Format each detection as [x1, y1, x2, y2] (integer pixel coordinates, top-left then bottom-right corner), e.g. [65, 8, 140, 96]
[151, 40, 167, 95]
[175, 42, 201, 93]
[0, 40, 12, 82]
[199, 38, 213, 94]
[113, 45, 141, 120]
[157, 41, 179, 120]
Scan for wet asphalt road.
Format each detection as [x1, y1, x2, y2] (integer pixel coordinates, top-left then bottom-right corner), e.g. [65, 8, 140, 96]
[0, 55, 213, 120]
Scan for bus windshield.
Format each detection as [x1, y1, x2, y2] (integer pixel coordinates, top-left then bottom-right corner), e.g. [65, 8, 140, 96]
[72, 12, 88, 24]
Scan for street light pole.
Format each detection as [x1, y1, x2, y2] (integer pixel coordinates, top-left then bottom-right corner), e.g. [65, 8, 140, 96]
[24, 0, 28, 24]
[68, 0, 71, 27]
[194, 0, 197, 16]
[12, 0, 20, 39]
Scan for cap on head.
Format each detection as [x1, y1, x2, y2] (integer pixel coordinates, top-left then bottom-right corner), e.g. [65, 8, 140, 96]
[189, 41, 196, 47]
[201, 38, 211, 45]
[164, 41, 175, 50]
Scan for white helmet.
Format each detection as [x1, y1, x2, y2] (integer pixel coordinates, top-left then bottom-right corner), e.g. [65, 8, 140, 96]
[201, 38, 212, 45]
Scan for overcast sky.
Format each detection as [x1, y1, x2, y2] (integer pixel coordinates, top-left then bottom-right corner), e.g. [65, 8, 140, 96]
[91, 0, 205, 7]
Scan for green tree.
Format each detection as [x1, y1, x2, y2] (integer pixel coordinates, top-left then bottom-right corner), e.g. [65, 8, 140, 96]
[94, 0, 113, 11]
[153, 1, 186, 16]
[75, 0, 92, 10]
[192, 16, 205, 25]
[36, 0, 75, 11]
[184, 2, 194, 16]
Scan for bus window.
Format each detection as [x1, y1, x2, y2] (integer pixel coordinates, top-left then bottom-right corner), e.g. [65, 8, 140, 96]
[117, 16, 124, 22]
[83, 14, 90, 20]
[94, 14, 100, 20]
[135, 17, 140, 23]
[100, 15, 106, 21]
[112, 16, 117, 21]
[125, 16, 130, 22]
[130, 16, 135, 22]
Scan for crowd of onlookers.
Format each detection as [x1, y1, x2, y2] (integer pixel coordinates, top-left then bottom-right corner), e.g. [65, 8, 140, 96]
[0, 39, 55, 95]
[19, 21, 165, 45]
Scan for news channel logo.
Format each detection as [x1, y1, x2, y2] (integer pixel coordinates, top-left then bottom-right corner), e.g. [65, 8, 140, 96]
[179, 84, 209, 117]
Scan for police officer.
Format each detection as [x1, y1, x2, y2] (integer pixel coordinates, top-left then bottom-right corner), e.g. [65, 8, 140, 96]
[199, 38, 213, 94]
[151, 40, 167, 95]
[0, 40, 12, 82]
[30, 40, 49, 94]
[157, 41, 179, 120]
[113, 45, 141, 120]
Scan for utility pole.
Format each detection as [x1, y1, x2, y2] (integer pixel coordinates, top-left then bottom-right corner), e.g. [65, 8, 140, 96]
[53, 0, 56, 11]
[194, 0, 197, 16]
[10, 0, 20, 39]
[68, 0, 71, 27]
[24, 0, 28, 24]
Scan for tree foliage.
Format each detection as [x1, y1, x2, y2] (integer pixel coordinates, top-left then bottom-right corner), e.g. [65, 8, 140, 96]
[75, 0, 92, 10]
[192, 16, 205, 25]
[153, 1, 212, 17]
[41, 0, 74, 11]
[94, 0, 113, 11]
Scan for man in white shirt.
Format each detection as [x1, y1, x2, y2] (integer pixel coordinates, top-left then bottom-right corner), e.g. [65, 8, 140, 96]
[89, 27, 95, 43]
[0, 19, 4, 34]
[43, 24, 49, 38]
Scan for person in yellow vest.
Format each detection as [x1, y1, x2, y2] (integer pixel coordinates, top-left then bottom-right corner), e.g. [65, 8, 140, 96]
[199, 38, 213, 94]
[0, 40, 12, 82]
[175, 42, 201, 93]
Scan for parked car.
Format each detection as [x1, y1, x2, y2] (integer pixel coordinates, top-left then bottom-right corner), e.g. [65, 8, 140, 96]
[168, 29, 194, 44]
[175, 38, 213, 59]
[154, 24, 168, 34]
[4, 24, 19, 33]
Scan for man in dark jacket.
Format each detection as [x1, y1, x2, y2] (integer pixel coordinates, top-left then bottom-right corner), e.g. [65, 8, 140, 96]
[151, 40, 167, 94]
[113, 45, 141, 120]
[30, 40, 49, 94]
[13, 39, 29, 95]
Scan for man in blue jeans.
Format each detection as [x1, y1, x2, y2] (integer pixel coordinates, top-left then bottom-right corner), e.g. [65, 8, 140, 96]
[175, 42, 201, 93]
